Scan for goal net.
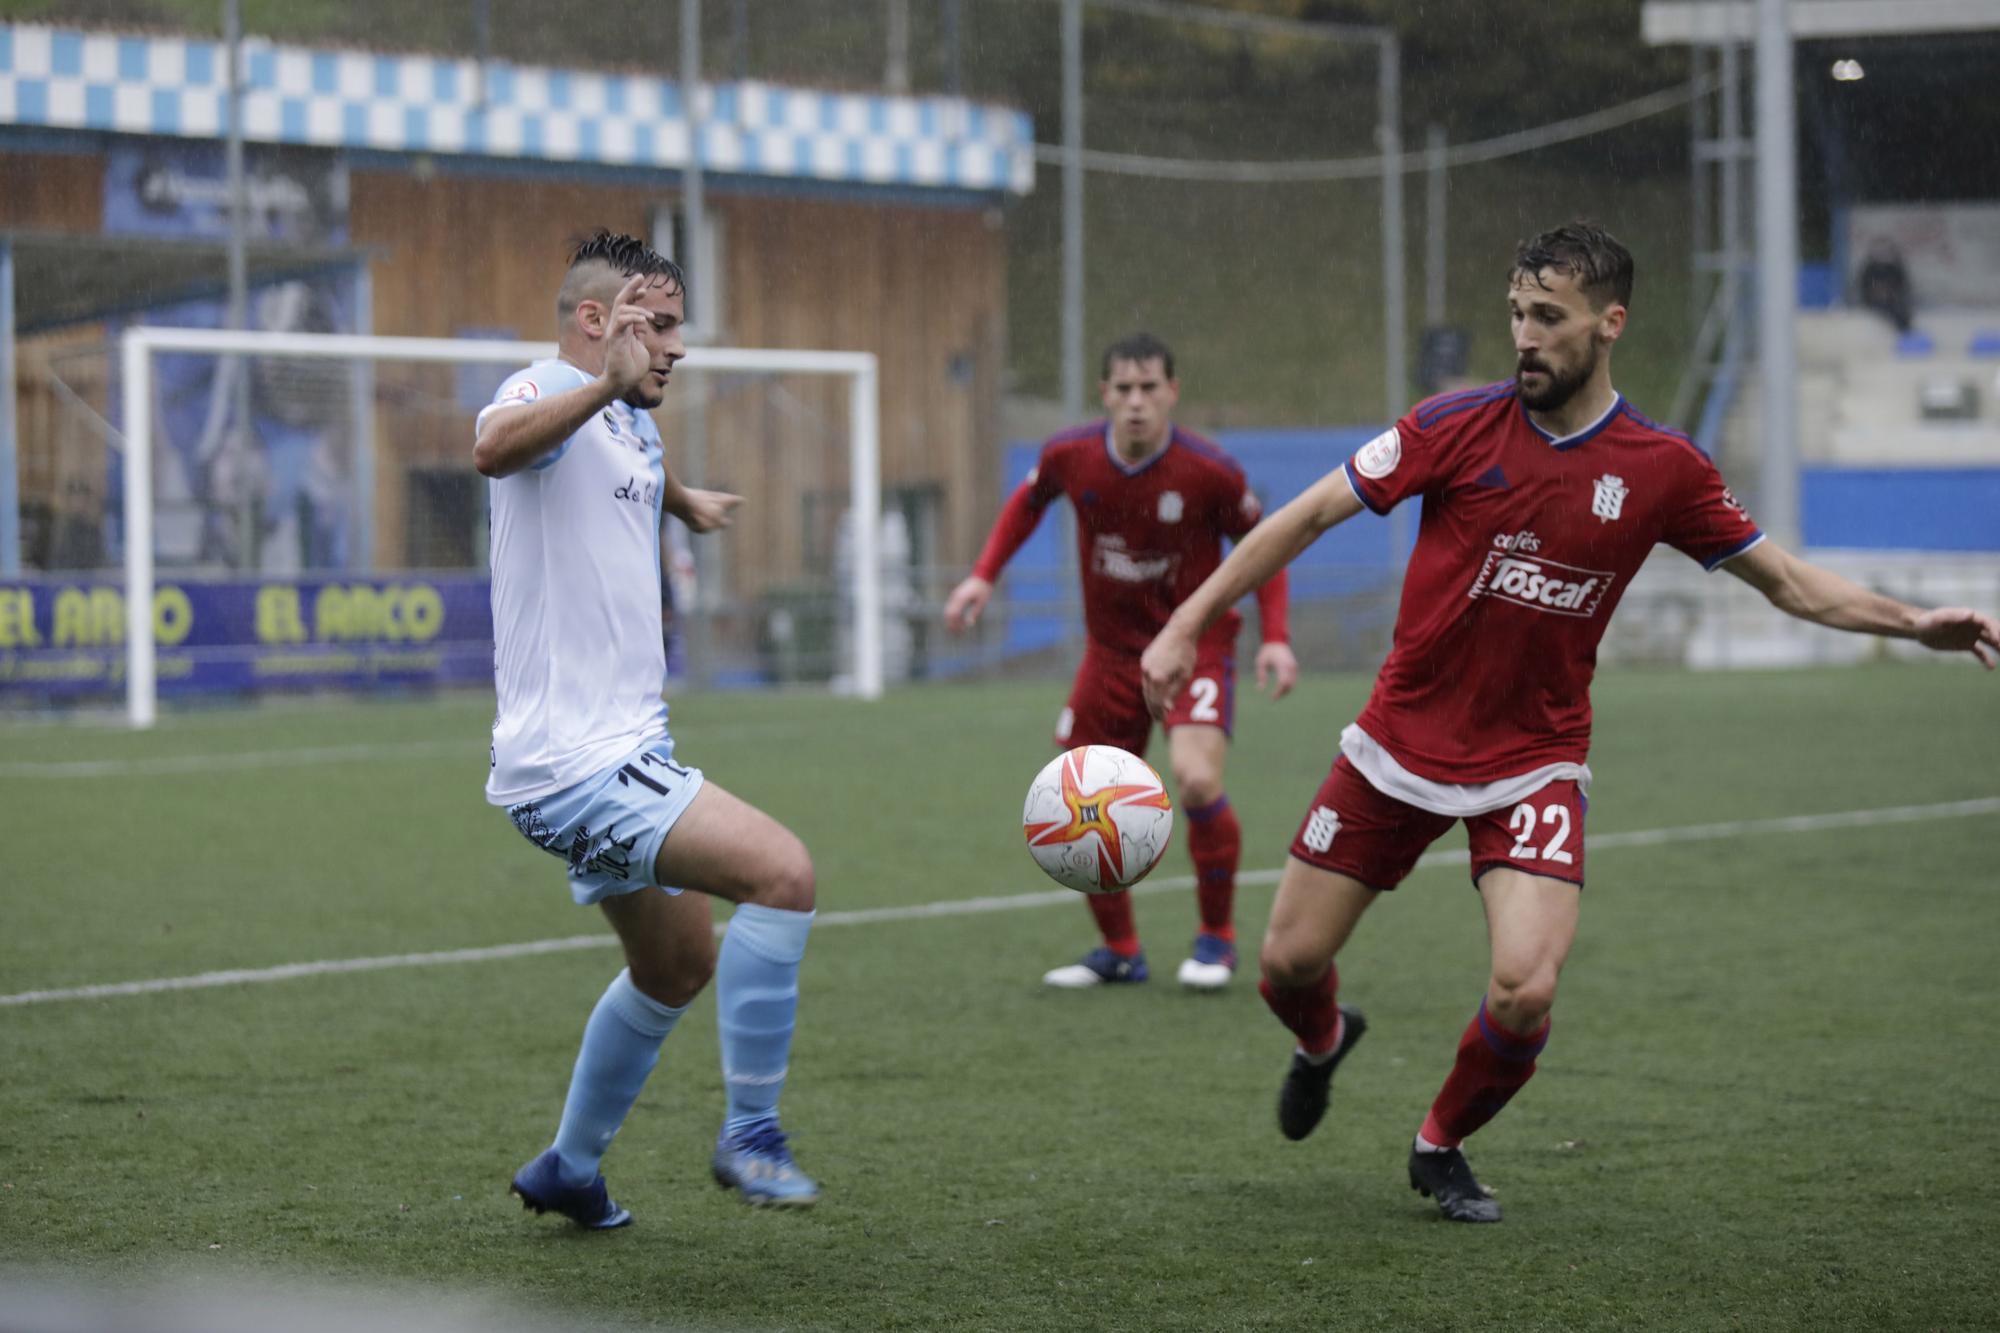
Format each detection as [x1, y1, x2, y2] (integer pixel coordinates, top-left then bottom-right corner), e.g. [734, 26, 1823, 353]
[96, 327, 879, 727]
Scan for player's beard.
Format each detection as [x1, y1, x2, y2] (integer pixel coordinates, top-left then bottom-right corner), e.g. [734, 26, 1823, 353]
[624, 380, 667, 410]
[1516, 342, 1598, 412]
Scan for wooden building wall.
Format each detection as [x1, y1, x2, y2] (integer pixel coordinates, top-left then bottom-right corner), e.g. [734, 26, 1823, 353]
[0, 151, 100, 228]
[349, 169, 1007, 593]
[5, 152, 108, 569]
[4, 151, 1008, 598]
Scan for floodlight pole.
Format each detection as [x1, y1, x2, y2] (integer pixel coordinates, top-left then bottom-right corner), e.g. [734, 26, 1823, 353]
[886, 0, 911, 94]
[224, 0, 255, 571]
[679, 0, 716, 687]
[1059, 0, 1086, 662]
[1060, 0, 1085, 419]
[1424, 124, 1447, 327]
[0, 236, 17, 577]
[349, 260, 375, 569]
[1754, 0, 1799, 544]
[1378, 30, 1408, 558]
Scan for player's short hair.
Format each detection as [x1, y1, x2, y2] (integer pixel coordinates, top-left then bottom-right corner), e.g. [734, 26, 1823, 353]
[1512, 221, 1634, 310]
[1100, 332, 1175, 380]
[556, 229, 686, 324]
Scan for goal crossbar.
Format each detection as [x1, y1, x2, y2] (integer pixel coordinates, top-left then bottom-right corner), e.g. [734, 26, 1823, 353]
[118, 326, 882, 727]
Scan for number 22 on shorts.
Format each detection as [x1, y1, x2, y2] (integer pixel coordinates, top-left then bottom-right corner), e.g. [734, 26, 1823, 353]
[1505, 799, 1574, 865]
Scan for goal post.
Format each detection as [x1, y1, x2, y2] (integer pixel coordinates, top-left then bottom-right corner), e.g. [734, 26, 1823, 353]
[118, 325, 881, 728]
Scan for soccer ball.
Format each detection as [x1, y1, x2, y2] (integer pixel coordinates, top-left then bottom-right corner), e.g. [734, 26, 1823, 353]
[1022, 745, 1175, 894]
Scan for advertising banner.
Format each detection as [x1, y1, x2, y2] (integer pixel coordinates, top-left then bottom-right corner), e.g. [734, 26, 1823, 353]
[0, 576, 493, 698]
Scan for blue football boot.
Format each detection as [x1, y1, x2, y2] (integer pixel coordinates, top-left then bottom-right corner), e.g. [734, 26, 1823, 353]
[711, 1121, 821, 1208]
[1042, 946, 1150, 988]
[1176, 931, 1238, 990]
[510, 1148, 633, 1229]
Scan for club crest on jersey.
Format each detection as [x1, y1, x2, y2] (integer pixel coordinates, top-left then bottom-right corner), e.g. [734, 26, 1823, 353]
[1354, 427, 1402, 479]
[1591, 473, 1629, 522]
[1467, 549, 1616, 618]
[1158, 490, 1184, 523]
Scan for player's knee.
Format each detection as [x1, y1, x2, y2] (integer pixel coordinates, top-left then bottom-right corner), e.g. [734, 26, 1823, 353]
[628, 939, 716, 1009]
[632, 958, 711, 1009]
[1173, 767, 1222, 810]
[1258, 934, 1328, 990]
[751, 835, 816, 913]
[1488, 966, 1558, 1032]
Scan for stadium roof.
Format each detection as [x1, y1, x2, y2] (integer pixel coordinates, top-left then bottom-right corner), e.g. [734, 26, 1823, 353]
[1642, 0, 2000, 44]
[0, 21, 1037, 198]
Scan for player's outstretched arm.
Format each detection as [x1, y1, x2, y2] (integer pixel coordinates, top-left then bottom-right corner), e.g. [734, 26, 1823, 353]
[942, 575, 994, 632]
[944, 482, 1049, 632]
[658, 463, 743, 534]
[1142, 467, 1366, 715]
[474, 275, 657, 478]
[473, 373, 624, 478]
[1724, 540, 2000, 669]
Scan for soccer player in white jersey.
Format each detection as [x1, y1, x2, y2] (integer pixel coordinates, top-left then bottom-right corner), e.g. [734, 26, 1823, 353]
[1141, 221, 1999, 1223]
[477, 231, 821, 1227]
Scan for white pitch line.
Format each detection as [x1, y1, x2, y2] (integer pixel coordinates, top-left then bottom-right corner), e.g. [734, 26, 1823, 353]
[0, 739, 473, 779]
[3, 795, 1996, 1009]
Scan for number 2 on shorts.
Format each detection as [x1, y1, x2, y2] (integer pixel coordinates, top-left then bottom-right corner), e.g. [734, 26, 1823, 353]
[1188, 677, 1220, 722]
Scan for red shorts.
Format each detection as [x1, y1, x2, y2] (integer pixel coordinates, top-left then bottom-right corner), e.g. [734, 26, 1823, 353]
[1288, 755, 1587, 891]
[1054, 645, 1235, 756]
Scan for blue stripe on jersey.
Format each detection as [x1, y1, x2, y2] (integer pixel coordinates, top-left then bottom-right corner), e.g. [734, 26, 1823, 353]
[1105, 429, 1170, 477]
[1413, 379, 1509, 421]
[1617, 401, 1711, 460]
[1415, 379, 1514, 430]
[1343, 459, 1389, 515]
[1170, 426, 1247, 478]
[1045, 421, 1103, 450]
[1702, 530, 1766, 572]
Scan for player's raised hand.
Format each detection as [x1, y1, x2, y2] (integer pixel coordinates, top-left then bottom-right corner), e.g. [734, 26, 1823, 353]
[601, 274, 653, 393]
[677, 487, 743, 534]
[1254, 641, 1299, 701]
[1913, 606, 2000, 669]
[1140, 626, 1196, 721]
[943, 575, 993, 633]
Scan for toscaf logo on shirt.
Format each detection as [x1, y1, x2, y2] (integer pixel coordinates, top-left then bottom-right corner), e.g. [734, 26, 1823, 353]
[1091, 534, 1175, 584]
[1466, 535, 1615, 618]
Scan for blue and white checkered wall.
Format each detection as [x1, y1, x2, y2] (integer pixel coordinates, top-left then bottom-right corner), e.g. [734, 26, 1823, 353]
[0, 23, 1036, 195]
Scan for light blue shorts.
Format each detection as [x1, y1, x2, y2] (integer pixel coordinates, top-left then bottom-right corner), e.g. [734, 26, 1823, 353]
[505, 739, 706, 905]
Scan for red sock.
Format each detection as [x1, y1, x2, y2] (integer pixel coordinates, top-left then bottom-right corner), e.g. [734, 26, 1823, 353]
[1419, 1000, 1550, 1149]
[1259, 963, 1343, 1056]
[1185, 794, 1240, 941]
[1086, 889, 1140, 956]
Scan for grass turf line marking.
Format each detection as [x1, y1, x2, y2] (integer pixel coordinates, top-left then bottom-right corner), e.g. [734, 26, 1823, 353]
[3, 795, 1995, 1009]
[0, 740, 471, 779]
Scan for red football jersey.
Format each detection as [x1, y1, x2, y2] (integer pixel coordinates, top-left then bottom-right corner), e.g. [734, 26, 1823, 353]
[1344, 381, 1763, 784]
[979, 422, 1273, 657]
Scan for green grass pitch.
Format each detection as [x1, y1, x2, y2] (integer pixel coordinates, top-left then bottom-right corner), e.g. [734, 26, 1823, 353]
[2, 663, 1997, 1330]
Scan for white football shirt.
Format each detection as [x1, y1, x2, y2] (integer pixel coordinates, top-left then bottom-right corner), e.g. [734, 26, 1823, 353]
[480, 358, 671, 805]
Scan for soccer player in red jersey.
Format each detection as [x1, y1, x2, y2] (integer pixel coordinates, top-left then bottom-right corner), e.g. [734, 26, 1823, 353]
[1140, 222, 2000, 1222]
[945, 333, 1298, 991]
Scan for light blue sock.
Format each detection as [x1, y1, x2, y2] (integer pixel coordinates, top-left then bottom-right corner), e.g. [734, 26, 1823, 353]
[716, 903, 815, 1139]
[551, 968, 687, 1186]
